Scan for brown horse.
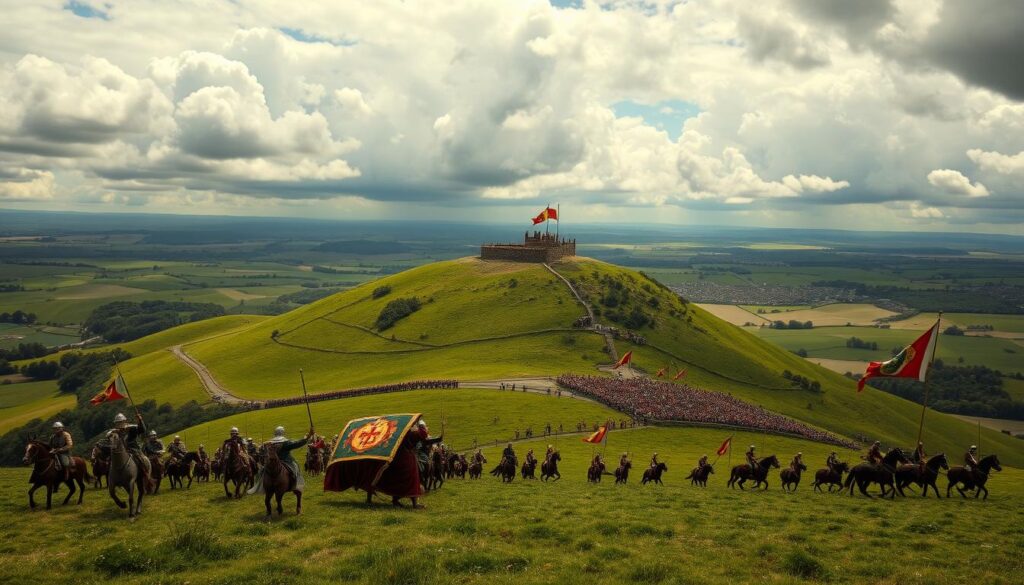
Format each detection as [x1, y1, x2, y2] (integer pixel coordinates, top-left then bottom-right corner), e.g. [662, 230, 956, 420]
[304, 447, 323, 476]
[615, 460, 633, 484]
[193, 456, 211, 482]
[166, 452, 199, 489]
[468, 455, 485, 479]
[946, 454, 1001, 499]
[146, 454, 164, 494]
[541, 451, 561, 481]
[223, 442, 252, 499]
[812, 461, 849, 493]
[844, 448, 908, 498]
[521, 457, 537, 479]
[426, 448, 446, 491]
[451, 454, 467, 479]
[493, 457, 516, 483]
[587, 459, 607, 482]
[23, 440, 91, 510]
[90, 446, 109, 489]
[686, 463, 713, 487]
[728, 455, 779, 490]
[642, 462, 668, 485]
[780, 462, 807, 492]
[261, 443, 302, 518]
[895, 453, 948, 497]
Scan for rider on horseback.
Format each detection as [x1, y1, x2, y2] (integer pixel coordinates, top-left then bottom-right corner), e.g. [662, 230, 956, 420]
[866, 441, 884, 466]
[651, 452, 660, 469]
[525, 449, 537, 467]
[826, 451, 840, 472]
[914, 441, 927, 473]
[111, 413, 152, 483]
[745, 445, 758, 473]
[697, 454, 708, 469]
[492, 443, 517, 475]
[413, 420, 443, 479]
[546, 444, 555, 461]
[472, 448, 486, 465]
[167, 435, 187, 463]
[249, 426, 312, 495]
[197, 444, 209, 464]
[790, 452, 803, 470]
[48, 422, 73, 482]
[964, 445, 979, 474]
[621, 452, 631, 468]
[143, 430, 164, 457]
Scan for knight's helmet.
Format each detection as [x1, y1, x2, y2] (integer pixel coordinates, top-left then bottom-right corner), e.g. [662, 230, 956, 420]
[113, 413, 128, 424]
[274, 426, 286, 437]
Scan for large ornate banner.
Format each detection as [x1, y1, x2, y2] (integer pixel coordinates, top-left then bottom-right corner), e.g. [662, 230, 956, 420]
[329, 413, 421, 464]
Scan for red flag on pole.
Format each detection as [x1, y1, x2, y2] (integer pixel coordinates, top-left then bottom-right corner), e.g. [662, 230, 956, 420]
[91, 376, 127, 405]
[716, 436, 732, 456]
[672, 368, 688, 381]
[582, 425, 607, 444]
[612, 351, 633, 370]
[858, 321, 940, 392]
[531, 207, 559, 225]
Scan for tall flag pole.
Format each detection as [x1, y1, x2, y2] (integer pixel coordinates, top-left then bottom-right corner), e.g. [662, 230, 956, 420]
[299, 369, 315, 432]
[546, 201, 550, 236]
[111, 355, 141, 418]
[915, 313, 942, 445]
[556, 203, 560, 240]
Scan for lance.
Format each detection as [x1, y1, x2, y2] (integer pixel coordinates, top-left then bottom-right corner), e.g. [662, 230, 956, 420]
[299, 369, 315, 432]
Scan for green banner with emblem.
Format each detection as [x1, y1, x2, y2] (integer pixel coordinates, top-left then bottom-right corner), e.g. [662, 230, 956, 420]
[329, 413, 420, 464]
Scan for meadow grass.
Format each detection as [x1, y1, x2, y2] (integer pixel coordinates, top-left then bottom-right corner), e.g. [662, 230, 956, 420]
[0, 380, 73, 435]
[1, 421, 1021, 584]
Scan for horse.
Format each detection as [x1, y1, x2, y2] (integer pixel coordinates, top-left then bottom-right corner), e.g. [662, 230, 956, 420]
[521, 457, 538, 480]
[642, 462, 668, 485]
[223, 442, 253, 499]
[947, 454, 1001, 500]
[106, 431, 145, 520]
[90, 446, 109, 489]
[211, 456, 223, 481]
[541, 451, 561, 481]
[728, 455, 779, 490]
[193, 456, 211, 482]
[261, 442, 302, 519]
[780, 462, 807, 492]
[23, 440, 90, 510]
[166, 452, 199, 489]
[844, 448, 908, 499]
[587, 460, 607, 483]
[146, 454, 164, 494]
[895, 453, 948, 498]
[304, 447, 323, 477]
[615, 460, 633, 484]
[452, 455, 467, 479]
[427, 448, 446, 491]
[493, 457, 516, 483]
[686, 463, 713, 487]
[812, 461, 849, 493]
[468, 456, 485, 479]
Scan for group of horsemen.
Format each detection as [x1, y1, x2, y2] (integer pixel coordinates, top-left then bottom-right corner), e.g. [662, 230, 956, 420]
[43, 413, 989, 493]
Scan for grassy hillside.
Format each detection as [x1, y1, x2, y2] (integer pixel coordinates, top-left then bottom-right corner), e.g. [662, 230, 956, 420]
[1, 387, 1021, 585]
[0, 380, 74, 435]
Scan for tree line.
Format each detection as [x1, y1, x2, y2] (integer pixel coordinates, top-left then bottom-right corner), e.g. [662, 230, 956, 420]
[84, 300, 226, 343]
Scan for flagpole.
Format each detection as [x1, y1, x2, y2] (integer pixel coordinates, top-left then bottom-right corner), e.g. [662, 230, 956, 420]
[299, 369, 315, 433]
[915, 313, 942, 446]
[546, 202, 550, 236]
[556, 203, 560, 240]
[111, 355, 141, 419]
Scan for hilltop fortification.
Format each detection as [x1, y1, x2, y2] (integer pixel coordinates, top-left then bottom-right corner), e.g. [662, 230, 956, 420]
[480, 231, 576, 263]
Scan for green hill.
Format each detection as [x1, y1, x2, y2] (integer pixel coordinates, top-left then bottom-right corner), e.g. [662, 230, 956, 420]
[14, 256, 1023, 465]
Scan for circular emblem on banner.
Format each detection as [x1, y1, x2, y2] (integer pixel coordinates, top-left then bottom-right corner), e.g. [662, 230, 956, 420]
[346, 418, 399, 454]
[880, 346, 915, 376]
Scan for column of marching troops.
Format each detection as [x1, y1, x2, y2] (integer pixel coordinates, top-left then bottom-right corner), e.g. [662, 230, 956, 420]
[28, 412, 1003, 517]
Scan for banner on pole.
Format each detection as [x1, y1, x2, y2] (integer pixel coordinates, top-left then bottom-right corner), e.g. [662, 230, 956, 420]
[329, 413, 421, 464]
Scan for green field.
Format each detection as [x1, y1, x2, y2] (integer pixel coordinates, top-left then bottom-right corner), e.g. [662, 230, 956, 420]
[755, 326, 1024, 373]
[2, 388, 1022, 585]
[0, 380, 74, 435]
[0, 323, 80, 350]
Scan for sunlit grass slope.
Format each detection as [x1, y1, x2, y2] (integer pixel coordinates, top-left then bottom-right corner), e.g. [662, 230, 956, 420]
[0, 380, 74, 435]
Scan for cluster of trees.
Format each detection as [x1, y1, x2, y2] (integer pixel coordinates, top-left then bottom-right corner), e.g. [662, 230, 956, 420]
[85, 300, 226, 343]
[811, 279, 1024, 314]
[864, 361, 1024, 420]
[376, 297, 421, 330]
[604, 307, 654, 330]
[595, 274, 658, 330]
[782, 369, 822, 392]
[846, 336, 879, 350]
[276, 287, 344, 306]
[0, 350, 246, 465]
[769, 320, 813, 330]
[943, 325, 965, 336]
[372, 285, 392, 299]
[0, 310, 36, 324]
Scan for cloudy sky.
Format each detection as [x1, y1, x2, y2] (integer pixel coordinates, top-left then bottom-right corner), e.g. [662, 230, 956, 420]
[1, 0, 1022, 233]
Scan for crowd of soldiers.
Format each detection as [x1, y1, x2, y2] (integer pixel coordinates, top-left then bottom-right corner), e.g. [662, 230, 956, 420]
[558, 374, 859, 448]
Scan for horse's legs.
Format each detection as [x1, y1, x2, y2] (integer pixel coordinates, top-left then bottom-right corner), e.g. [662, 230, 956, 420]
[45, 485, 53, 510]
[109, 483, 127, 508]
[28, 483, 40, 509]
[276, 492, 284, 515]
[295, 491, 302, 515]
[264, 492, 273, 518]
[224, 476, 232, 498]
[62, 479, 75, 505]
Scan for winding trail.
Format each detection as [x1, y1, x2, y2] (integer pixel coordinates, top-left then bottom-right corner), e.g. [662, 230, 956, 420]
[170, 345, 248, 406]
[544, 262, 619, 362]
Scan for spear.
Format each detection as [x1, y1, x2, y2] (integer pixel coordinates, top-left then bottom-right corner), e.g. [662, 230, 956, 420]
[299, 369, 315, 432]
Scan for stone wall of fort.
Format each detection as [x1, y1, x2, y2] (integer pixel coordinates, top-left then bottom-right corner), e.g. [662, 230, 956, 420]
[480, 232, 576, 263]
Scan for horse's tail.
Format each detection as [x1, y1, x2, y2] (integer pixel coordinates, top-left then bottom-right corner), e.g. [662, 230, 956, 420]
[686, 471, 695, 479]
[844, 469, 856, 488]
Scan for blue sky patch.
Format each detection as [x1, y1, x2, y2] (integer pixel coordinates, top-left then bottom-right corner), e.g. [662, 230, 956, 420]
[612, 99, 700, 140]
[280, 27, 356, 47]
[64, 1, 110, 20]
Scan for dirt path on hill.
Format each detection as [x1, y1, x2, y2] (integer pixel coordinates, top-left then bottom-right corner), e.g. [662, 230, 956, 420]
[170, 345, 249, 406]
[544, 262, 619, 362]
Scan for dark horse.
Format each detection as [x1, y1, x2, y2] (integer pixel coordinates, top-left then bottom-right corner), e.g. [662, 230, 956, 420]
[521, 457, 537, 480]
[146, 454, 164, 494]
[468, 455, 485, 479]
[193, 456, 211, 483]
[728, 455, 779, 490]
[90, 445, 109, 488]
[895, 453, 948, 497]
[23, 440, 91, 510]
[812, 461, 849, 493]
[780, 462, 808, 492]
[844, 448, 908, 499]
[686, 463, 713, 487]
[492, 457, 516, 483]
[106, 431, 145, 520]
[223, 442, 253, 499]
[642, 462, 668, 485]
[166, 452, 199, 489]
[587, 459, 607, 483]
[541, 451, 561, 481]
[615, 460, 633, 484]
[425, 448, 446, 491]
[261, 442, 302, 519]
[947, 454, 1001, 500]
